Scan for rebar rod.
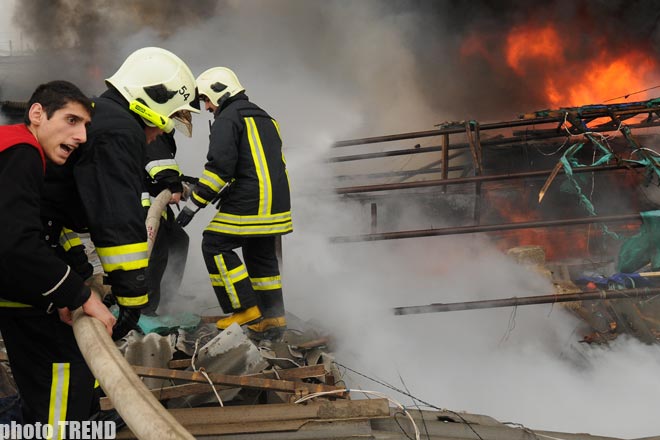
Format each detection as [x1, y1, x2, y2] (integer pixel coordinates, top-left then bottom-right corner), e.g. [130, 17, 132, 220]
[335, 163, 643, 194]
[330, 213, 641, 243]
[392, 287, 660, 315]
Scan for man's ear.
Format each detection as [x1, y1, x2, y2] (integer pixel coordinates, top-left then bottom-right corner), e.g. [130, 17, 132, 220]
[27, 103, 44, 126]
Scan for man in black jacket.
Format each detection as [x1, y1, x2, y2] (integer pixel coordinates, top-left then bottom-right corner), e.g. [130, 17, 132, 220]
[41, 47, 199, 338]
[0, 80, 116, 425]
[177, 67, 292, 339]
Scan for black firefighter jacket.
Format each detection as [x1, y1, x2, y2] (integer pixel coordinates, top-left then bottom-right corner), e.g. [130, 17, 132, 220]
[190, 93, 293, 237]
[41, 88, 149, 308]
[0, 125, 90, 311]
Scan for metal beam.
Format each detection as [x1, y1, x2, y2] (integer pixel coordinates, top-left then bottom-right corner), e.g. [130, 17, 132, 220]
[335, 163, 642, 194]
[393, 287, 660, 315]
[330, 213, 641, 243]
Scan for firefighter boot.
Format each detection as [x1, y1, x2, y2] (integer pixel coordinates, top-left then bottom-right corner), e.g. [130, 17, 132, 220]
[247, 316, 287, 341]
[216, 305, 263, 330]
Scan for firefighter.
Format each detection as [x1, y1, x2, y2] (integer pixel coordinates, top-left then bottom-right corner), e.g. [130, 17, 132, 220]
[142, 131, 190, 315]
[177, 67, 293, 339]
[0, 81, 116, 424]
[41, 47, 199, 340]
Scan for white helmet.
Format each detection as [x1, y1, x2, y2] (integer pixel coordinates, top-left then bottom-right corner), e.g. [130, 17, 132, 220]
[196, 67, 245, 106]
[106, 47, 199, 136]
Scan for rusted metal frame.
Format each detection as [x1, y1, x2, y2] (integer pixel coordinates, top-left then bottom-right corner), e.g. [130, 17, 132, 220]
[396, 150, 466, 183]
[132, 365, 344, 395]
[392, 287, 660, 315]
[441, 133, 450, 192]
[330, 213, 641, 243]
[513, 119, 660, 139]
[335, 163, 643, 195]
[334, 163, 464, 181]
[329, 119, 660, 164]
[464, 121, 482, 175]
[370, 203, 377, 233]
[333, 116, 564, 148]
[332, 103, 660, 149]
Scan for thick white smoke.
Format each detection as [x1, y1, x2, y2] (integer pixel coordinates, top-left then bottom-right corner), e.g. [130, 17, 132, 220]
[3, 1, 660, 437]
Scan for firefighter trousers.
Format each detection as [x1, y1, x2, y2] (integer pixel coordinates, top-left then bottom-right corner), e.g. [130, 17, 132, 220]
[0, 311, 99, 425]
[201, 233, 284, 318]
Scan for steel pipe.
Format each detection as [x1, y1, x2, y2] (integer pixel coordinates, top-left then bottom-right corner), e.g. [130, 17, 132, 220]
[330, 213, 641, 243]
[335, 163, 643, 194]
[393, 287, 660, 315]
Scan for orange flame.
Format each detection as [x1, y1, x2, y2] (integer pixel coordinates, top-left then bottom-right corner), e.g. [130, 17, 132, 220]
[461, 22, 660, 108]
[505, 25, 564, 74]
[503, 23, 659, 107]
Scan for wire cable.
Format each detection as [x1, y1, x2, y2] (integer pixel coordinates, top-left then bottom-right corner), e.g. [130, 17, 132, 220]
[191, 338, 224, 407]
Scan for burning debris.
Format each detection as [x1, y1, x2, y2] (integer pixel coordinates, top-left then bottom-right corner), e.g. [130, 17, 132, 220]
[331, 96, 660, 346]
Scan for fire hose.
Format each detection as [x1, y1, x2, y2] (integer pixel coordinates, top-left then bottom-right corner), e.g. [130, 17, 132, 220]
[72, 189, 194, 440]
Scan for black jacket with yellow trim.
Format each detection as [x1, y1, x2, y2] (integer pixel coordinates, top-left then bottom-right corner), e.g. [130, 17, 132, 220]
[190, 93, 292, 237]
[41, 88, 149, 308]
[145, 131, 183, 197]
[0, 139, 90, 311]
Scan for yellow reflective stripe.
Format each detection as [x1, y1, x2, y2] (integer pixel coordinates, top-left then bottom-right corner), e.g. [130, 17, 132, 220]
[116, 294, 148, 307]
[145, 159, 181, 179]
[245, 117, 272, 216]
[49, 363, 70, 439]
[59, 228, 82, 252]
[272, 119, 281, 138]
[199, 169, 226, 193]
[215, 254, 241, 309]
[209, 273, 224, 287]
[206, 221, 293, 236]
[94, 379, 99, 388]
[211, 211, 292, 225]
[141, 192, 151, 207]
[192, 191, 210, 206]
[96, 242, 148, 272]
[0, 300, 32, 308]
[251, 275, 282, 291]
[227, 265, 249, 283]
[272, 119, 290, 187]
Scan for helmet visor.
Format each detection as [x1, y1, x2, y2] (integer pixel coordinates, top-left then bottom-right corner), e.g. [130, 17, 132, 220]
[172, 110, 193, 137]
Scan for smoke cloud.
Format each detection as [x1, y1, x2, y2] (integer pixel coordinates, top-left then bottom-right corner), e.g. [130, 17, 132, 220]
[3, 0, 660, 437]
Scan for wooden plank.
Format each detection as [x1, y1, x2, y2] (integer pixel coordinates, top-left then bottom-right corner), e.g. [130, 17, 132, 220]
[132, 366, 344, 395]
[275, 365, 326, 381]
[117, 419, 374, 439]
[100, 382, 224, 411]
[101, 365, 331, 410]
[168, 358, 192, 369]
[115, 399, 388, 438]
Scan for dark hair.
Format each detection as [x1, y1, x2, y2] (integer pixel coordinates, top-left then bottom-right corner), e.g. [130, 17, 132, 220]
[23, 80, 94, 125]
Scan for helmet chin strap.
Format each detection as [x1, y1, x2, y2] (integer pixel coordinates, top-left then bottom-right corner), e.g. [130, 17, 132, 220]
[129, 100, 175, 133]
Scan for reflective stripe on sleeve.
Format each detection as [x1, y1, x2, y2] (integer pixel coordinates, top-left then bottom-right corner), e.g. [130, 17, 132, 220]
[96, 242, 149, 272]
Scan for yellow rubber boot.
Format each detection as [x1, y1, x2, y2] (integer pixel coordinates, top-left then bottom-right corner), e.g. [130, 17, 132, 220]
[216, 306, 262, 330]
[247, 316, 287, 340]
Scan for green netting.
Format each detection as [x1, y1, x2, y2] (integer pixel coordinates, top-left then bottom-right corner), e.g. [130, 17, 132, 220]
[616, 210, 660, 273]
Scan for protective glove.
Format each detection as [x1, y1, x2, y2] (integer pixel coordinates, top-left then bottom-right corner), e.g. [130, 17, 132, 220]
[176, 203, 200, 227]
[112, 307, 141, 341]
